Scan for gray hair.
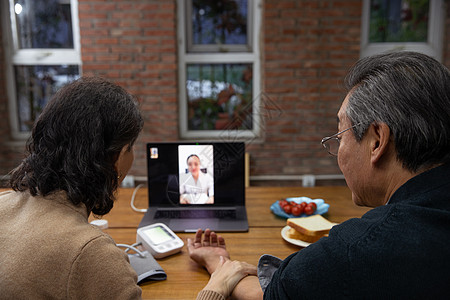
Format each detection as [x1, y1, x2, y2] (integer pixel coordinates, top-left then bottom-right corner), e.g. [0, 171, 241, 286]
[344, 51, 450, 172]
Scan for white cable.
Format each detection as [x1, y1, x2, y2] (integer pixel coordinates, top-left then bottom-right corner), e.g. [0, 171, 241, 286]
[130, 242, 142, 248]
[0, 190, 13, 196]
[122, 242, 142, 253]
[116, 243, 146, 258]
[130, 183, 147, 213]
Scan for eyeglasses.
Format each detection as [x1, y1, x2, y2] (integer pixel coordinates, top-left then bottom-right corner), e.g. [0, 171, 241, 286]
[321, 123, 362, 156]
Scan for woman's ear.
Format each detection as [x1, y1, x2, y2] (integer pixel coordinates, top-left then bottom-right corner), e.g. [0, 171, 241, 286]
[367, 122, 392, 165]
[114, 145, 130, 179]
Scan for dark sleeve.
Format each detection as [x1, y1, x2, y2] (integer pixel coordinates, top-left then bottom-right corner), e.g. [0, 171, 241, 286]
[263, 252, 296, 299]
[264, 235, 352, 299]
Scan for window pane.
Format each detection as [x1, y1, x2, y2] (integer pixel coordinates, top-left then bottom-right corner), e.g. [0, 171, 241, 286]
[14, 0, 74, 49]
[192, 0, 248, 46]
[186, 63, 253, 130]
[14, 65, 80, 131]
[369, 0, 429, 43]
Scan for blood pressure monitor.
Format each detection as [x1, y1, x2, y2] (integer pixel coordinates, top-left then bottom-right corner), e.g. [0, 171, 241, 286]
[136, 223, 184, 259]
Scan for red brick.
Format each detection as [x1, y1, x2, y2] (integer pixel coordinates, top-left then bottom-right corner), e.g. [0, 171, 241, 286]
[93, 3, 117, 11]
[0, 0, 449, 183]
[96, 38, 119, 45]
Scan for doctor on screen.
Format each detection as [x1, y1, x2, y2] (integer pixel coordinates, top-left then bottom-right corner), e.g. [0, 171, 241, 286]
[179, 154, 214, 204]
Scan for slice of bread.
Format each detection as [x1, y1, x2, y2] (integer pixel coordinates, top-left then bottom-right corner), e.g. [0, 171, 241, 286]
[287, 215, 336, 238]
[286, 227, 325, 243]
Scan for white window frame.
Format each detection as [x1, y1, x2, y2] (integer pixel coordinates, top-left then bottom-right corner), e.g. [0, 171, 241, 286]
[177, 0, 262, 140]
[361, 0, 445, 61]
[1, 0, 82, 140]
[185, 0, 254, 53]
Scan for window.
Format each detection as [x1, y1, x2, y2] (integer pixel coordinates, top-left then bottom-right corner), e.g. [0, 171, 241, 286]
[2, 0, 81, 139]
[186, 0, 252, 52]
[361, 0, 445, 60]
[177, 0, 262, 139]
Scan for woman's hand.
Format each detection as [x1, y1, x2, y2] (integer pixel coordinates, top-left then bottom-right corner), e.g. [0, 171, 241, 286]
[201, 256, 257, 299]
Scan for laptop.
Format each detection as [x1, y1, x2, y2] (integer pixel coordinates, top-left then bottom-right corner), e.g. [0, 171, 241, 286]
[138, 142, 248, 232]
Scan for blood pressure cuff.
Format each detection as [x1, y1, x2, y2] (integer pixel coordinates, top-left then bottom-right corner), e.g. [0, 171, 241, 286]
[127, 250, 167, 284]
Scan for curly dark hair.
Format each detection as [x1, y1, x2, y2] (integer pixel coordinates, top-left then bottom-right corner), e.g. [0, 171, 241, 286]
[9, 76, 144, 215]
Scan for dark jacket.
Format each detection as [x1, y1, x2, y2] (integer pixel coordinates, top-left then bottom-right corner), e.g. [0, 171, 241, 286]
[264, 164, 450, 299]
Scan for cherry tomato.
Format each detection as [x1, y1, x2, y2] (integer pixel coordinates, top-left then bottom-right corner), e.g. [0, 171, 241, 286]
[279, 200, 288, 208]
[292, 205, 301, 217]
[299, 202, 307, 209]
[291, 205, 303, 216]
[283, 204, 292, 214]
[299, 205, 305, 214]
[304, 205, 314, 215]
[308, 202, 317, 212]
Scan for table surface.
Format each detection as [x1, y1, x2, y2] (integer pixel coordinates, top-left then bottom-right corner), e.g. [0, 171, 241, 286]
[88, 186, 370, 300]
[1, 186, 370, 299]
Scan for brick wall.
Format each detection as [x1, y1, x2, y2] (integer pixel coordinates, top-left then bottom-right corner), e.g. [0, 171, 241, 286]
[77, 0, 179, 174]
[0, 0, 449, 186]
[247, 0, 363, 182]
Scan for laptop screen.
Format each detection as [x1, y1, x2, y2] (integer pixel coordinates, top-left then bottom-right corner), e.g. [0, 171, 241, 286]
[146, 142, 245, 207]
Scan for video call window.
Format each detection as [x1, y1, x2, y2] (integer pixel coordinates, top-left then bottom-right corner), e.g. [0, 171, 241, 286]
[178, 145, 214, 205]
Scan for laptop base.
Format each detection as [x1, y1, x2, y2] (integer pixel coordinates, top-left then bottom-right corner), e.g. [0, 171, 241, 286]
[138, 206, 248, 233]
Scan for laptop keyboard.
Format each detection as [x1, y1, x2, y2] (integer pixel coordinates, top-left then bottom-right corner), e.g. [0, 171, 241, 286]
[155, 209, 236, 220]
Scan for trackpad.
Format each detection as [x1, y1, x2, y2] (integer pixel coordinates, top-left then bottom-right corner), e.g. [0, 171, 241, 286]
[170, 219, 219, 232]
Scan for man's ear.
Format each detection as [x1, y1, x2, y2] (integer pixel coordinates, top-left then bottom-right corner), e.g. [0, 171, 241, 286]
[368, 122, 391, 165]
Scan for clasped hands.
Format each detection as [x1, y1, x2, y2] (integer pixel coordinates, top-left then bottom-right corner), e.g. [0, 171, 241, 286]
[187, 229, 257, 299]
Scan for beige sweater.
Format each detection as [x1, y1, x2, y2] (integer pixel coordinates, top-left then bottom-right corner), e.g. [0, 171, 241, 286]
[196, 290, 225, 300]
[0, 190, 142, 300]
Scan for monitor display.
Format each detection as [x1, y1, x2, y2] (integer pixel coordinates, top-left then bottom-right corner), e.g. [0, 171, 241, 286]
[147, 142, 245, 207]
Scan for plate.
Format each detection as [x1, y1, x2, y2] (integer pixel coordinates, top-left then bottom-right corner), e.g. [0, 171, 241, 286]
[270, 197, 329, 219]
[281, 225, 311, 247]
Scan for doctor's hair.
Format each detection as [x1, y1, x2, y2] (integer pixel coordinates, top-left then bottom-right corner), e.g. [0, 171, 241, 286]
[344, 51, 450, 173]
[9, 76, 143, 215]
[186, 154, 200, 164]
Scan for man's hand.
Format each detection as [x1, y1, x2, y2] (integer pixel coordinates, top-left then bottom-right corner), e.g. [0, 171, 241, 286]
[187, 228, 230, 274]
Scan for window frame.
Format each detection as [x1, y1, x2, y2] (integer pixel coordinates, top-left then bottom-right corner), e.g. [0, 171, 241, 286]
[177, 0, 262, 140]
[360, 0, 445, 61]
[2, 0, 82, 140]
[185, 0, 254, 53]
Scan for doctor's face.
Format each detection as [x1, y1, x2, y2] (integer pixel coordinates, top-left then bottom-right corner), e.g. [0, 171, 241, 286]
[187, 156, 201, 176]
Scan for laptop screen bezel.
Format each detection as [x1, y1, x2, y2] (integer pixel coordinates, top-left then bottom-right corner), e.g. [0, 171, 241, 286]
[146, 142, 246, 208]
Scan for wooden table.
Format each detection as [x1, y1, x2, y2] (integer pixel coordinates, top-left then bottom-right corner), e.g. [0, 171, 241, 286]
[88, 186, 370, 300]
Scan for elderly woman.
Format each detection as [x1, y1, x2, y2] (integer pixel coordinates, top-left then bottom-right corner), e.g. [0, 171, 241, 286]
[0, 77, 254, 299]
[0, 77, 144, 298]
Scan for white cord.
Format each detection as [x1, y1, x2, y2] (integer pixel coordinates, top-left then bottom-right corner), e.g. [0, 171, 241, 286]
[0, 190, 13, 196]
[120, 242, 142, 253]
[130, 183, 147, 213]
[116, 243, 146, 258]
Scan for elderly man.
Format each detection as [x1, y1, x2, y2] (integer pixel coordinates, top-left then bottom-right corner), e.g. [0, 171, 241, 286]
[188, 51, 450, 299]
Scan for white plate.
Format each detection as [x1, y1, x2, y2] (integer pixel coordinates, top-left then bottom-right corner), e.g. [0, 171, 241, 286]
[281, 225, 311, 248]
